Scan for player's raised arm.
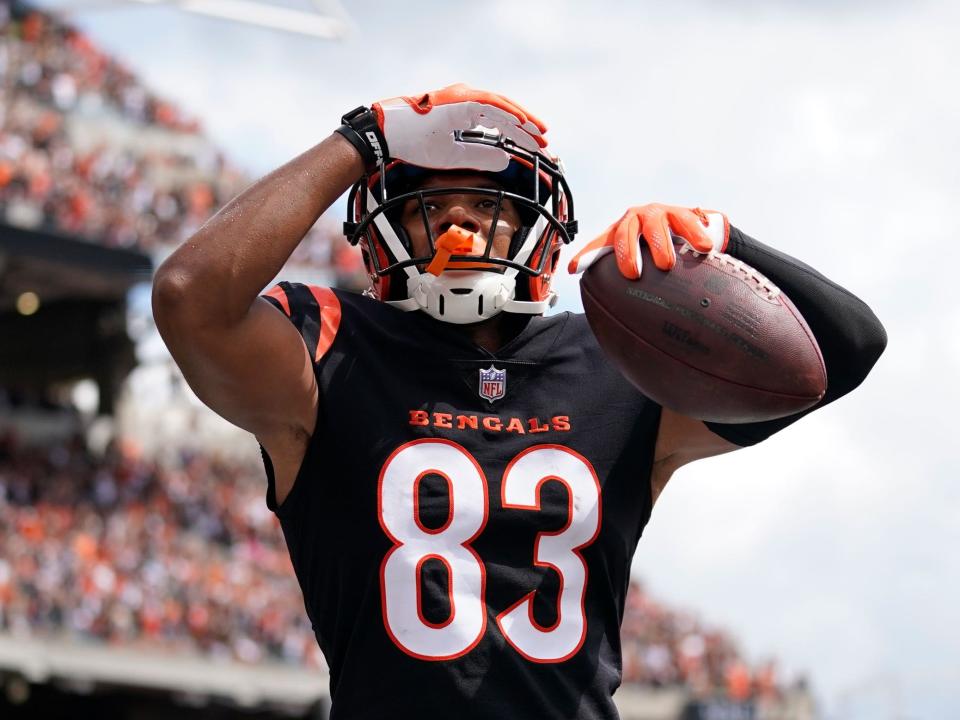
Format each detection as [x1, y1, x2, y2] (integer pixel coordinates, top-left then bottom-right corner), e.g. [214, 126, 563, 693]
[151, 133, 364, 474]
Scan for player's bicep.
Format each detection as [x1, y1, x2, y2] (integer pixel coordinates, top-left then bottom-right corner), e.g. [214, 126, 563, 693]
[650, 407, 740, 505]
[163, 297, 318, 442]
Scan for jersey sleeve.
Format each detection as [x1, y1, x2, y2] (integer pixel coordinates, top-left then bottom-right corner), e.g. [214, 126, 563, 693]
[259, 282, 342, 513]
[261, 281, 342, 365]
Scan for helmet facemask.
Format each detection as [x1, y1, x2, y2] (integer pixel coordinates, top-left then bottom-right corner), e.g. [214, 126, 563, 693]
[343, 130, 577, 324]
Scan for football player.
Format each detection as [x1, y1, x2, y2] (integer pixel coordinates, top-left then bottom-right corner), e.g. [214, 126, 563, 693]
[153, 84, 885, 719]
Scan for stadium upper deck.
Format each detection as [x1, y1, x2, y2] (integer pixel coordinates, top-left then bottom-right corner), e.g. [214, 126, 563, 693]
[0, 1, 364, 282]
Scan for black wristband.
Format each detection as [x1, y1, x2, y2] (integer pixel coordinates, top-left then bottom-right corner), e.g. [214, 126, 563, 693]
[335, 105, 388, 173]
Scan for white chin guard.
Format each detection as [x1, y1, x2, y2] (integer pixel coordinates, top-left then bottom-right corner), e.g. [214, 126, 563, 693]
[388, 271, 554, 324]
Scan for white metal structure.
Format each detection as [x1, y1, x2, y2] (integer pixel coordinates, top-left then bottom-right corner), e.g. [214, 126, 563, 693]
[42, 0, 349, 39]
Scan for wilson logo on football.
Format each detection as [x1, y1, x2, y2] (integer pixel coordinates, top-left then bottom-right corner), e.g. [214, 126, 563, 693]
[478, 366, 506, 402]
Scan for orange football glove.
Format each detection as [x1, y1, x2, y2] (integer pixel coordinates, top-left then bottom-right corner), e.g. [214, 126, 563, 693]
[568, 204, 729, 279]
[377, 84, 547, 170]
[339, 84, 548, 172]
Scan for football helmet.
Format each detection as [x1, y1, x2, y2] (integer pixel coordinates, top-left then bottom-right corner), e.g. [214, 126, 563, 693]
[342, 129, 577, 324]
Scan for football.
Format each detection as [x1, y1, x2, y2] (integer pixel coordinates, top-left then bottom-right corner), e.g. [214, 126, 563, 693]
[580, 241, 826, 423]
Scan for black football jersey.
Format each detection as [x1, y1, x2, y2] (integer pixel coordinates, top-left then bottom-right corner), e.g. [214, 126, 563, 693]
[260, 283, 662, 720]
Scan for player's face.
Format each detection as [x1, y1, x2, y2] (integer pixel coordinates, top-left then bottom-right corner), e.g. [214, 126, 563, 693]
[399, 173, 522, 261]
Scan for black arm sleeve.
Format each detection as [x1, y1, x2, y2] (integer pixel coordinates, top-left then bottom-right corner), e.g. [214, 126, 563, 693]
[703, 226, 887, 447]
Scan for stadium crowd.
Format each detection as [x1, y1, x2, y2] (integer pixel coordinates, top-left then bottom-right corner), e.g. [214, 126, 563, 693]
[0, 1, 235, 250]
[0, 431, 323, 669]
[0, 429, 781, 700]
[0, 2, 362, 279]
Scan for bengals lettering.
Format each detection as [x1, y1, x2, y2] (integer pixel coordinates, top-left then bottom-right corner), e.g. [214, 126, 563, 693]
[409, 410, 571, 434]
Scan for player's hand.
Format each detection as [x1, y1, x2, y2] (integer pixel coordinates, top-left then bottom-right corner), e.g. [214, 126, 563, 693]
[567, 204, 729, 279]
[338, 83, 547, 173]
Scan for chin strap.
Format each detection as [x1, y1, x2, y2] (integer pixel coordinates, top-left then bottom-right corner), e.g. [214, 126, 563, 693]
[501, 295, 556, 313]
[386, 297, 421, 311]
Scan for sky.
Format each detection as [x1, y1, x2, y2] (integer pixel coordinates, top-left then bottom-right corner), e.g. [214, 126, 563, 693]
[34, 0, 960, 717]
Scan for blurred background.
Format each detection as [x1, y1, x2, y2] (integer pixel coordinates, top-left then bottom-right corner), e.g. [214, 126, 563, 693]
[0, 1, 956, 718]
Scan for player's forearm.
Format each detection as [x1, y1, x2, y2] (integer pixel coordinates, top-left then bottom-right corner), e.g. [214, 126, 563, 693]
[706, 226, 887, 445]
[153, 133, 363, 327]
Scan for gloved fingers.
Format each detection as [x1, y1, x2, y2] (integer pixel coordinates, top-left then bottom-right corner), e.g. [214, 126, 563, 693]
[698, 209, 730, 252]
[376, 101, 517, 170]
[666, 207, 715, 253]
[573, 204, 730, 280]
[642, 208, 677, 271]
[376, 90, 547, 161]
[405, 84, 548, 148]
[470, 104, 546, 150]
[613, 211, 643, 280]
[567, 232, 614, 274]
[427, 84, 548, 135]
[491, 92, 547, 135]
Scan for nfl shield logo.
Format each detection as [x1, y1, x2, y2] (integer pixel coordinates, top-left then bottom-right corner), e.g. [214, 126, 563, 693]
[478, 365, 506, 402]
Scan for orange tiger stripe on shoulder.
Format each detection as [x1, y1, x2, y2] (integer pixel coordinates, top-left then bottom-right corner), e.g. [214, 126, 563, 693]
[264, 285, 291, 316]
[307, 286, 341, 362]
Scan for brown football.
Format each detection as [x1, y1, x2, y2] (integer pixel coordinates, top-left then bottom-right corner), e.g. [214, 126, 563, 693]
[580, 241, 826, 423]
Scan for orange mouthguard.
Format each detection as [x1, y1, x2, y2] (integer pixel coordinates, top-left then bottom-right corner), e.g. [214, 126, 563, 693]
[425, 225, 494, 276]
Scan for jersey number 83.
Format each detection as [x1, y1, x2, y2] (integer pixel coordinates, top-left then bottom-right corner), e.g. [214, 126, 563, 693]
[378, 438, 602, 663]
